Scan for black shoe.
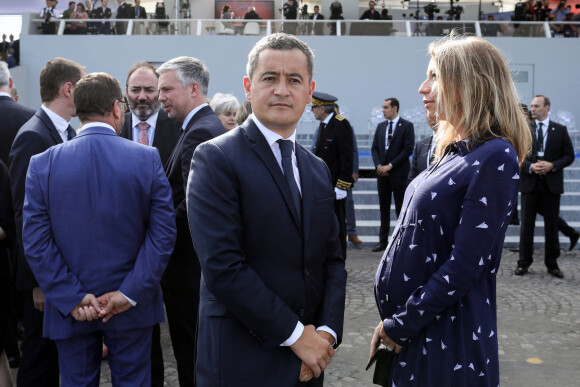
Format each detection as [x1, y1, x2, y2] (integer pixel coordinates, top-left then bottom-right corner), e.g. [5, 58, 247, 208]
[569, 232, 580, 251]
[548, 267, 564, 278]
[372, 243, 387, 252]
[514, 266, 528, 276]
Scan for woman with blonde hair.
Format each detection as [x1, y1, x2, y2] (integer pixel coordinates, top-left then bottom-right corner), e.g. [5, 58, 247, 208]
[370, 33, 531, 386]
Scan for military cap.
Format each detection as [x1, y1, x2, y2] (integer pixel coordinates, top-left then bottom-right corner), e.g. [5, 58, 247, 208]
[312, 91, 337, 106]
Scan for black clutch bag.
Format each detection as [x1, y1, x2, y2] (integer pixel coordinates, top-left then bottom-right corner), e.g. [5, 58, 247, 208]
[366, 344, 397, 387]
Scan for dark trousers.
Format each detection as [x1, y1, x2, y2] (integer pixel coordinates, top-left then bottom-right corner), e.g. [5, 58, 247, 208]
[334, 198, 347, 259]
[162, 283, 199, 387]
[377, 175, 406, 245]
[16, 291, 59, 387]
[151, 323, 164, 387]
[55, 326, 152, 386]
[519, 180, 561, 270]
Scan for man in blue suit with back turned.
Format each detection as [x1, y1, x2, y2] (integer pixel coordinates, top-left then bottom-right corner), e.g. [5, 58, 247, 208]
[22, 72, 176, 386]
[188, 33, 347, 386]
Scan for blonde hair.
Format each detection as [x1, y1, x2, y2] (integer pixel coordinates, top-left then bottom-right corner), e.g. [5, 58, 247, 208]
[429, 33, 531, 164]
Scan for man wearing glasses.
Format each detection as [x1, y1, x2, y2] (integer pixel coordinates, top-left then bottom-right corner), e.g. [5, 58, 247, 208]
[370, 97, 415, 252]
[312, 91, 354, 259]
[21, 72, 176, 386]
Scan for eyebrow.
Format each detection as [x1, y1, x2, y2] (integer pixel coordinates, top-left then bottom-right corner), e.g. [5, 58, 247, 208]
[260, 71, 304, 81]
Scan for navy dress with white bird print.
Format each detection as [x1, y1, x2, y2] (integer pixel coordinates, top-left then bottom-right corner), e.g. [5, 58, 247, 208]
[375, 137, 520, 386]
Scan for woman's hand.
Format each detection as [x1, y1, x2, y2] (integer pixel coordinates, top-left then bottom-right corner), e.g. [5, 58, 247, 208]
[370, 320, 402, 361]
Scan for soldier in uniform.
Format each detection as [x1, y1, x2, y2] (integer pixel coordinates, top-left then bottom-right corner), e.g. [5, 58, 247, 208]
[312, 91, 354, 258]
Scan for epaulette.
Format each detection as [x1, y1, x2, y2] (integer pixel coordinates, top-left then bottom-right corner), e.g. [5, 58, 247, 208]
[335, 114, 345, 121]
[336, 179, 352, 190]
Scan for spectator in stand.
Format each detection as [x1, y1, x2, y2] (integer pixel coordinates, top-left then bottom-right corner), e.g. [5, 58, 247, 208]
[116, 0, 132, 35]
[551, 0, 570, 21]
[244, 6, 261, 19]
[329, 1, 344, 35]
[40, 0, 59, 35]
[71, 3, 89, 35]
[210, 93, 240, 131]
[220, 4, 233, 19]
[94, 0, 112, 35]
[283, 0, 299, 34]
[7, 35, 19, 66]
[4, 49, 16, 68]
[481, 14, 500, 37]
[360, 1, 381, 20]
[62, 1, 76, 34]
[0, 34, 8, 54]
[309, 5, 325, 35]
[133, 0, 147, 34]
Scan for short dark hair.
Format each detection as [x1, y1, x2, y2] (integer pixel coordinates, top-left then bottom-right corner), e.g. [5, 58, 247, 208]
[74, 72, 123, 122]
[534, 94, 550, 107]
[385, 97, 399, 112]
[323, 105, 334, 114]
[126, 61, 158, 87]
[39, 57, 85, 103]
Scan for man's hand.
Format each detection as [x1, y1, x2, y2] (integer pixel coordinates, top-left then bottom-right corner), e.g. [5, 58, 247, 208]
[32, 287, 45, 312]
[290, 325, 335, 378]
[370, 321, 402, 361]
[71, 294, 102, 321]
[352, 173, 359, 183]
[97, 291, 132, 323]
[532, 160, 554, 175]
[298, 330, 335, 382]
[376, 165, 391, 176]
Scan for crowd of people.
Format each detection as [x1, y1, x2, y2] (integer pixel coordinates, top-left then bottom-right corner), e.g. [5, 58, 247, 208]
[0, 28, 577, 387]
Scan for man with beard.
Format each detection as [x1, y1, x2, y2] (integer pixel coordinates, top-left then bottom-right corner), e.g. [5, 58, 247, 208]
[120, 61, 180, 387]
[156, 56, 225, 387]
[121, 61, 180, 166]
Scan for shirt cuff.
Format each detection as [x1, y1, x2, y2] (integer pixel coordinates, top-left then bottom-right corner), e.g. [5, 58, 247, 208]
[119, 291, 137, 306]
[280, 321, 304, 347]
[316, 325, 337, 346]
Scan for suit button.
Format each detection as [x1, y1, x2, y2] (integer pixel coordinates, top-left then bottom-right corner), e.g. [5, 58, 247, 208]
[304, 268, 310, 277]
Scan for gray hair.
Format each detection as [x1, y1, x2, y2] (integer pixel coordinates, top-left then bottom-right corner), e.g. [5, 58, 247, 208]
[246, 33, 314, 81]
[210, 92, 240, 115]
[0, 61, 10, 88]
[156, 56, 209, 97]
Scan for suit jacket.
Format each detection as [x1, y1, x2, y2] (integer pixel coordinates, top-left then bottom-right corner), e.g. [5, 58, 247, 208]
[309, 13, 325, 34]
[520, 120, 574, 195]
[313, 113, 354, 190]
[408, 134, 433, 183]
[188, 119, 347, 385]
[120, 109, 180, 167]
[244, 10, 261, 19]
[9, 108, 65, 291]
[134, 5, 147, 19]
[163, 105, 225, 290]
[22, 126, 176, 340]
[0, 95, 35, 166]
[371, 117, 415, 178]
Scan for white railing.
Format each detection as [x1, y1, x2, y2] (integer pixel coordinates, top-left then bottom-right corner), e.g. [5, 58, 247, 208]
[31, 18, 580, 38]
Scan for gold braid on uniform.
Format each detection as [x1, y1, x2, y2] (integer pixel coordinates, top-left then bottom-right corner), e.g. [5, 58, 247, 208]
[335, 114, 345, 121]
[336, 179, 352, 190]
[311, 97, 335, 106]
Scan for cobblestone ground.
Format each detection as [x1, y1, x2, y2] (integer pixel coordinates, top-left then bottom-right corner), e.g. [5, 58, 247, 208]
[19, 246, 577, 386]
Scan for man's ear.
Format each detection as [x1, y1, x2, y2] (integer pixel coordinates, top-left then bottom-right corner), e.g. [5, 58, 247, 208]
[243, 77, 251, 100]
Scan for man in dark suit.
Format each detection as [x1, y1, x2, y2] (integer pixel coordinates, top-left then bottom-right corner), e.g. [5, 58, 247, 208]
[309, 5, 325, 35]
[119, 61, 179, 386]
[360, 1, 381, 19]
[115, 0, 132, 34]
[516, 95, 575, 278]
[244, 6, 261, 19]
[94, 0, 113, 34]
[371, 97, 415, 252]
[188, 33, 346, 386]
[0, 62, 35, 166]
[156, 56, 225, 387]
[407, 114, 436, 183]
[133, 0, 147, 34]
[312, 92, 354, 259]
[9, 57, 85, 387]
[22, 72, 176, 386]
[120, 61, 180, 166]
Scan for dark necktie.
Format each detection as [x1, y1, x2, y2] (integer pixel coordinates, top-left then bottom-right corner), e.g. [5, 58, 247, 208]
[66, 125, 76, 140]
[386, 120, 393, 148]
[537, 122, 544, 152]
[278, 139, 301, 222]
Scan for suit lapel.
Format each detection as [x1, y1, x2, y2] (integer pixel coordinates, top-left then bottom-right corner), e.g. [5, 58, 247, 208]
[37, 108, 64, 145]
[296, 145, 311, 237]
[545, 120, 555, 153]
[244, 120, 301, 230]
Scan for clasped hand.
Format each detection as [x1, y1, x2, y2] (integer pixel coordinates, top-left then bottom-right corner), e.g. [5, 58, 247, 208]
[531, 160, 554, 176]
[70, 291, 132, 323]
[291, 325, 335, 382]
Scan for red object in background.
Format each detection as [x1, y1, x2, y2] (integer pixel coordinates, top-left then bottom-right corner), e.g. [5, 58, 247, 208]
[215, 1, 275, 19]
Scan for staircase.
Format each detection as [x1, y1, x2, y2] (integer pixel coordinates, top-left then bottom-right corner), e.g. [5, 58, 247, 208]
[352, 158, 580, 249]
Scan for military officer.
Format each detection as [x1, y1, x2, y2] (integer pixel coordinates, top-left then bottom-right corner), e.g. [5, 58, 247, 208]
[312, 91, 354, 258]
